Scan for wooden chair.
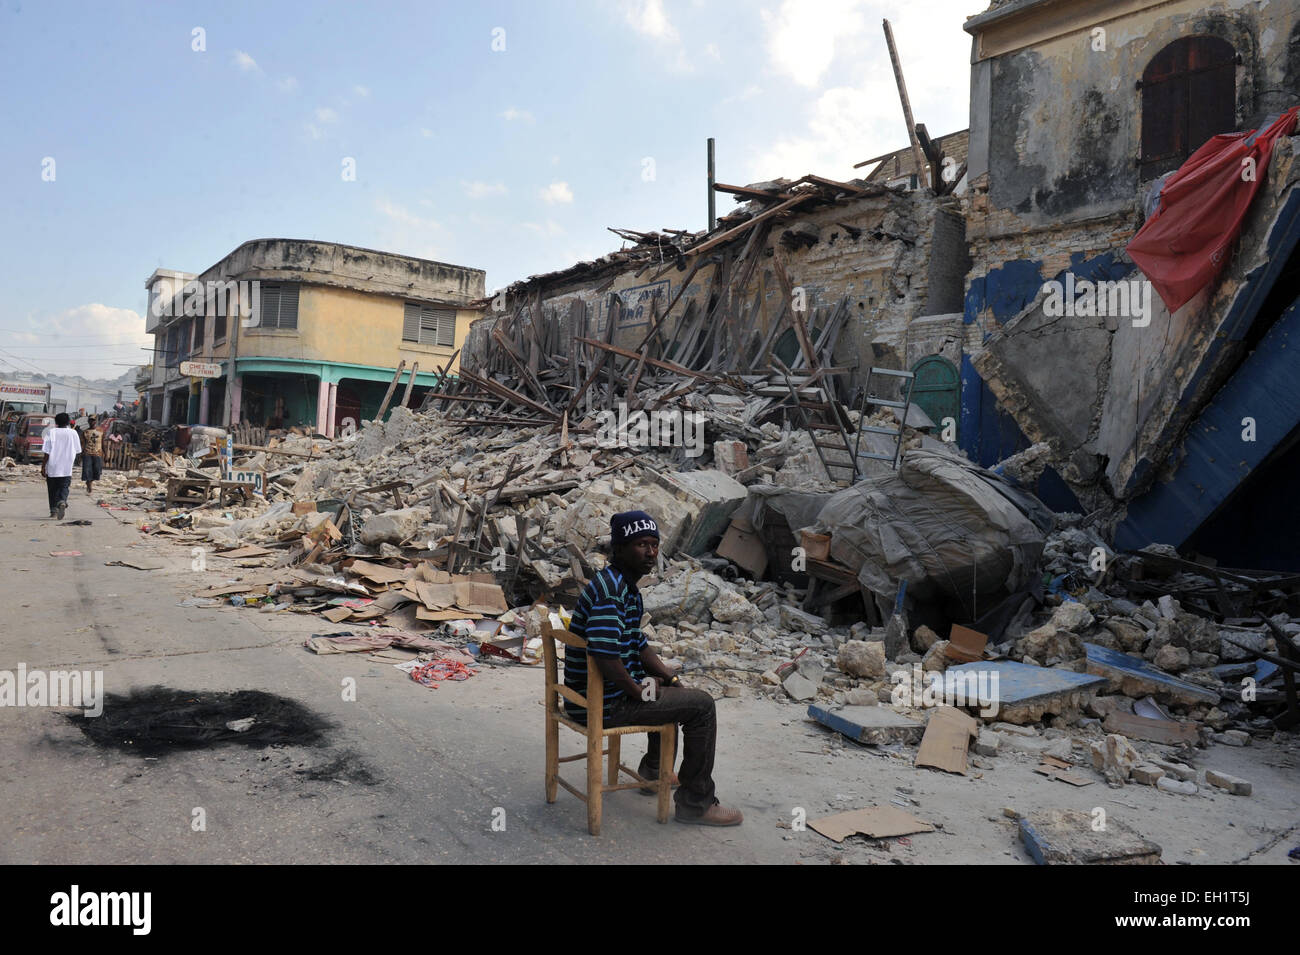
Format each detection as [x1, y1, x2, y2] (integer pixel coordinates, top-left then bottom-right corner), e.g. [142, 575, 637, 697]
[540, 611, 675, 835]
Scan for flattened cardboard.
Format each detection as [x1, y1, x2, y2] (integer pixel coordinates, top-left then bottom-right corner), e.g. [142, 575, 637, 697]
[415, 581, 457, 610]
[452, 580, 508, 615]
[322, 606, 354, 623]
[809, 806, 935, 843]
[416, 606, 482, 622]
[217, 545, 273, 559]
[946, 624, 989, 663]
[914, 706, 978, 775]
[347, 560, 411, 584]
[716, 517, 767, 579]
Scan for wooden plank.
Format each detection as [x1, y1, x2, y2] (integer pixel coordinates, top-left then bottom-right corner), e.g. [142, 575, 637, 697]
[374, 360, 408, 422]
[575, 338, 717, 381]
[688, 193, 811, 257]
[1102, 711, 1200, 745]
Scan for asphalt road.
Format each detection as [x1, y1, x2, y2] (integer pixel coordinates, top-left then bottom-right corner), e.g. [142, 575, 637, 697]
[0, 467, 1295, 865]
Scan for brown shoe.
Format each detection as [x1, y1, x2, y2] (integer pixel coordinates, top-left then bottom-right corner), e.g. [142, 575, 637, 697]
[639, 770, 680, 795]
[676, 803, 743, 826]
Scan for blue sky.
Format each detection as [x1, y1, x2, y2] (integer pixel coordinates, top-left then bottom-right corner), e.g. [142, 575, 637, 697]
[0, 0, 976, 381]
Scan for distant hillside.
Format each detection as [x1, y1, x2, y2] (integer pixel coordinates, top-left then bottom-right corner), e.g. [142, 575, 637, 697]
[2, 369, 140, 414]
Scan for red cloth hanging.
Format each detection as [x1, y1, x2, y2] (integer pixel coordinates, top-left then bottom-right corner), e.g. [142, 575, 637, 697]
[1128, 106, 1299, 313]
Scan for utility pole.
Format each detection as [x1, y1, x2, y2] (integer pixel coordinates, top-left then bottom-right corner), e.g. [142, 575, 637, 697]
[707, 138, 717, 231]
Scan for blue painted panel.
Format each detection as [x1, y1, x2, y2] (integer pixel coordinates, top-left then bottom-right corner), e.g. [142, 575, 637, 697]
[1083, 643, 1220, 703]
[945, 660, 1105, 706]
[1116, 293, 1300, 550]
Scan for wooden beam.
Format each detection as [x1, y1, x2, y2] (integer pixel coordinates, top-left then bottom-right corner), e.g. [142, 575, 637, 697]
[712, 181, 785, 199]
[688, 193, 811, 257]
[575, 338, 717, 381]
[399, 361, 419, 408]
[374, 360, 407, 422]
[883, 18, 932, 194]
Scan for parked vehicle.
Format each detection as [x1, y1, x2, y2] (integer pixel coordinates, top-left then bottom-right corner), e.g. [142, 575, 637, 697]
[11, 413, 56, 464]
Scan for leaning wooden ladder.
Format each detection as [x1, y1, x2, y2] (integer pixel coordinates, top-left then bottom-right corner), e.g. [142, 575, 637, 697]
[773, 357, 861, 486]
[851, 367, 917, 472]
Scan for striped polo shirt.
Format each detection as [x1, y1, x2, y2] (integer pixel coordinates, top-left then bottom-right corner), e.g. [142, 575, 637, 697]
[564, 566, 647, 722]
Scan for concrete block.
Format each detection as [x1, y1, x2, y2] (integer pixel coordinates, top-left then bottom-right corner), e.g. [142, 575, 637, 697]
[782, 672, 818, 702]
[1212, 730, 1251, 747]
[974, 730, 1001, 756]
[806, 703, 925, 745]
[837, 640, 887, 679]
[1204, 769, 1252, 796]
[948, 660, 1105, 724]
[359, 507, 425, 546]
[652, 469, 747, 556]
[1157, 777, 1198, 796]
[1151, 759, 1196, 782]
[1090, 734, 1141, 786]
[1083, 643, 1219, 706]
[1131, 764, 1165, 786]
[1019, 809, 1161, 865]
[712, 440, 750, 477]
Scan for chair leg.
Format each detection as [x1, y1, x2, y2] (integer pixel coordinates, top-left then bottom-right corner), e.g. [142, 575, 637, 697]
[607, 735, 621, 787]
[587, 728, 603, 836]
[656, 725, 675, 824]
[545, 712, 558, 804]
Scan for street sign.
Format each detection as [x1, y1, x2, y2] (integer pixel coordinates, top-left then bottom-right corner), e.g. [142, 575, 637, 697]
[180, 361, 221, 378]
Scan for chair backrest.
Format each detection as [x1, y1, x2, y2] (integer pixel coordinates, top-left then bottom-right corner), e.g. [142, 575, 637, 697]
[539, 607, 604, 731]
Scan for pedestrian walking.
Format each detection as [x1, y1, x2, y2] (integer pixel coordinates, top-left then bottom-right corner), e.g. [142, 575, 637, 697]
[81, 414, 104, 496]
[40, 412, 81, 520]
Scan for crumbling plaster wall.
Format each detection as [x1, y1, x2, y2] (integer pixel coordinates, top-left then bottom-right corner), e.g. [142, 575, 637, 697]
[959, 0, 1300, 485]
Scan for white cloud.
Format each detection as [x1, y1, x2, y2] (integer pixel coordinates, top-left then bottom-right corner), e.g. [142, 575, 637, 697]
[761, 0, 867, 88]
[463, 180, 507, 198]
[353, 85, 370, 97]
[622, 0, 697, 72]
[625, 0, 679, 41]
[522, 220, 565, 237]
[2, 304, 149, 379]
[420, 128, 434, 138]
[748, 1, 973, 181]
[704, 42, 721, 61]
[314, 107, 339, 124]
[277, 76, 298, 92]
[502, 107, 535, 123]
[375, 199, 445, 260]
[232, 50, 260, 73]
[539, 181, 573, 204]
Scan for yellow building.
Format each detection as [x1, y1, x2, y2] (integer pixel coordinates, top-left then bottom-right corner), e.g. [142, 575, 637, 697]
[143, 239, 484, 435]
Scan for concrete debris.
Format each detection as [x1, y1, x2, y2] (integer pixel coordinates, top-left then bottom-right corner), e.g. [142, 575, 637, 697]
[1204, 769, 1252, 796]
[837, 640, 887, 680]
[1089, 733, 1142, 786]
[1156, 777, 1199, 796]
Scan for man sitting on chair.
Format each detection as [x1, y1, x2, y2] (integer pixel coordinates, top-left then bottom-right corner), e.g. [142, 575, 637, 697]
[564, 510, 743, 826]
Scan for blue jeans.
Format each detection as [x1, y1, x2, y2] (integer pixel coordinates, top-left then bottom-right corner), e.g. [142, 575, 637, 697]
[46, 475, 71, 513]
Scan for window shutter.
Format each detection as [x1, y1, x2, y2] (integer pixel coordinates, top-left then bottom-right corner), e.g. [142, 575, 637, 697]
[419, 306, 439, 345]
[258, 285, 281, 329]
[403, 303, 421, 341]
[278, 284, 299, 329]
[437, 309, 455, 346]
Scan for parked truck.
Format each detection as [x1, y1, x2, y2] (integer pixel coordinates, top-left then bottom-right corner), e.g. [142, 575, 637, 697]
[0, 380, 65, 419]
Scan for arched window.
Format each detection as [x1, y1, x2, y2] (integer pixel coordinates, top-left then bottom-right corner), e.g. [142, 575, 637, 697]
[1141, 36, 1236, 179]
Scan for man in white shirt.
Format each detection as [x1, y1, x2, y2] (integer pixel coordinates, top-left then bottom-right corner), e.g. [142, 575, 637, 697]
[40, 412, 81, 520]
